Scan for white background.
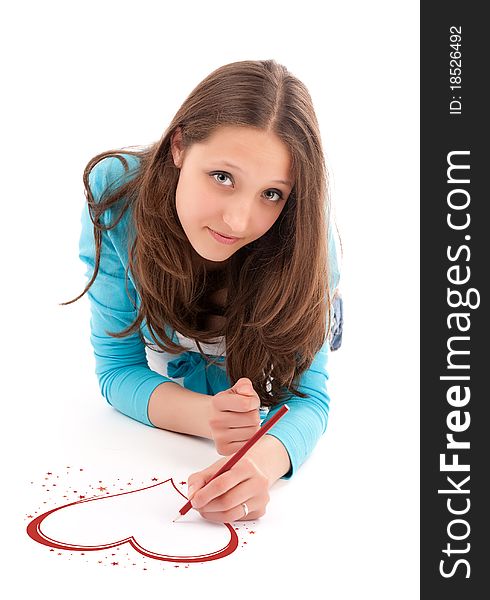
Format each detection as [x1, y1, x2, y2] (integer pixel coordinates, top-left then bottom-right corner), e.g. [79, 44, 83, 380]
[2, 0, 419, 597]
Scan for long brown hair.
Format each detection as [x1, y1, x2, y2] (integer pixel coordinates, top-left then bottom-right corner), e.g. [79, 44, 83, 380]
[62, 58, 337, 408]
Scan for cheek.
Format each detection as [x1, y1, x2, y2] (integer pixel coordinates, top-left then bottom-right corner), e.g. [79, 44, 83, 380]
[176, 180, 217, 223]
[253, 209, 282, 236]
[192, 194, 220, 225]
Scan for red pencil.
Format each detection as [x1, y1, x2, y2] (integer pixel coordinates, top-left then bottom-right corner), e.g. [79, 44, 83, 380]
[172, 403, 290, 522]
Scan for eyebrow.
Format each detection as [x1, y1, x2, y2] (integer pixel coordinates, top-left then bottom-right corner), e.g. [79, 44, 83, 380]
[218, 160, 293, 187]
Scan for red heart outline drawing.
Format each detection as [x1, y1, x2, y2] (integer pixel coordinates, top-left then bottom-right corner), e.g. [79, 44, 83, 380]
[26, 477, 238, 563]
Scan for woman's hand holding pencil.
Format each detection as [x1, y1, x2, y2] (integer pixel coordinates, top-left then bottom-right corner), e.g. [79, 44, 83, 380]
[185, 454, 270, 522]
[174, 404, 289, 523]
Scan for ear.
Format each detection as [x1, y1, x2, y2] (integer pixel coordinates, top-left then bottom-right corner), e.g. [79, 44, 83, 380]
[170, 126, 184, 168]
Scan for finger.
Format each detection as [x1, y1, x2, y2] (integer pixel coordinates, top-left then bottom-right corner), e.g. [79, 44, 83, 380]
[194, 478, 257, 513]
[218, 428, 260, 448]
[187, 458, 227, 498]
[186, 472, 208, 497]
[199, 500, 261, 523]
[220, 427, 260, 442]
[216, 409, 261, 428]
[216, 439, 255, 457]
[191, 466, 251, 510]
[232, 378, 255, 395]
[213, 392, 260, 412]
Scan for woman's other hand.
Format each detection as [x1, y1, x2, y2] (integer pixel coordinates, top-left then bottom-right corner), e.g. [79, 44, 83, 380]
[209, 378, 261, 456]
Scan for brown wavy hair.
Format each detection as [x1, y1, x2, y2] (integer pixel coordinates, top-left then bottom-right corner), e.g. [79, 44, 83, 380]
[62, 58, 337, 408]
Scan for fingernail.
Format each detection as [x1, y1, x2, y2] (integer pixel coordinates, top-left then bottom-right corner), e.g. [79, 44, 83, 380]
[188, 485, 195, 499]
[237, 385, 251, 394]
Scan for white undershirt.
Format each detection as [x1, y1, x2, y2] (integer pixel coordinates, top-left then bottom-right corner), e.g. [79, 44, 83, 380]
[172, 330, 227, 358]
[144, 332, 270, 419]
[144, 331, 226, 379]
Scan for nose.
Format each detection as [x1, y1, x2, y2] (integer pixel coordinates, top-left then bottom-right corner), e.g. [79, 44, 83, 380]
[221, 195, 254, 236]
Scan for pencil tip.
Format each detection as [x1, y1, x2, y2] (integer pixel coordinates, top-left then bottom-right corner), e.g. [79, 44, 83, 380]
[172, 513, 181, 522]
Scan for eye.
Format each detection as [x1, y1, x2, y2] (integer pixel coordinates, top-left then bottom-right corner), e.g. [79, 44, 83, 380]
[209, 171, 284, 203]
[210, 171, 233, 186]
[263, 189, 283, 202]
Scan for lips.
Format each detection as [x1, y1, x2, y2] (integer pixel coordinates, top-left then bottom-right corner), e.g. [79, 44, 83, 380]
[209, 228, 240, 240]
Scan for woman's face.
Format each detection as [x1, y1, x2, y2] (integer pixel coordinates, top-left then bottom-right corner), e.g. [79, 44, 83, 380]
[171, 125, 294, 270]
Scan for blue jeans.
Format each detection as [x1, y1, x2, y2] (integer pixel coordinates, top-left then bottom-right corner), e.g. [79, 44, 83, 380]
[329, 290, 343, 352]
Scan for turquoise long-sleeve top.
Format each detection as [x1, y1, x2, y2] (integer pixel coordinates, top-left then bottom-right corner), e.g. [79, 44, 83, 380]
[78, 154, 341, 480]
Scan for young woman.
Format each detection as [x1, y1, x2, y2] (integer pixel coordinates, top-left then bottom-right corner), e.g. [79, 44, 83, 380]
[64, 59, 343, 523]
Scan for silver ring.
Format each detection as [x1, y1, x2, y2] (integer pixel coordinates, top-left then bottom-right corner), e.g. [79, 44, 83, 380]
[242, 502, 249, 518]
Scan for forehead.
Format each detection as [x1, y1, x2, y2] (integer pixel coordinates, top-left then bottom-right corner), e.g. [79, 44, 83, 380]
[194, 126, 293, 180]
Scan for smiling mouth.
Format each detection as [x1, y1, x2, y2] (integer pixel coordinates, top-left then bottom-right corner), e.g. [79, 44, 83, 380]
[208, 228, 241, 240]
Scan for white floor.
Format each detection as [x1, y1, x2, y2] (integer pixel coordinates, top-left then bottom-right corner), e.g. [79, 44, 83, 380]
[3, 1, 419, 597]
